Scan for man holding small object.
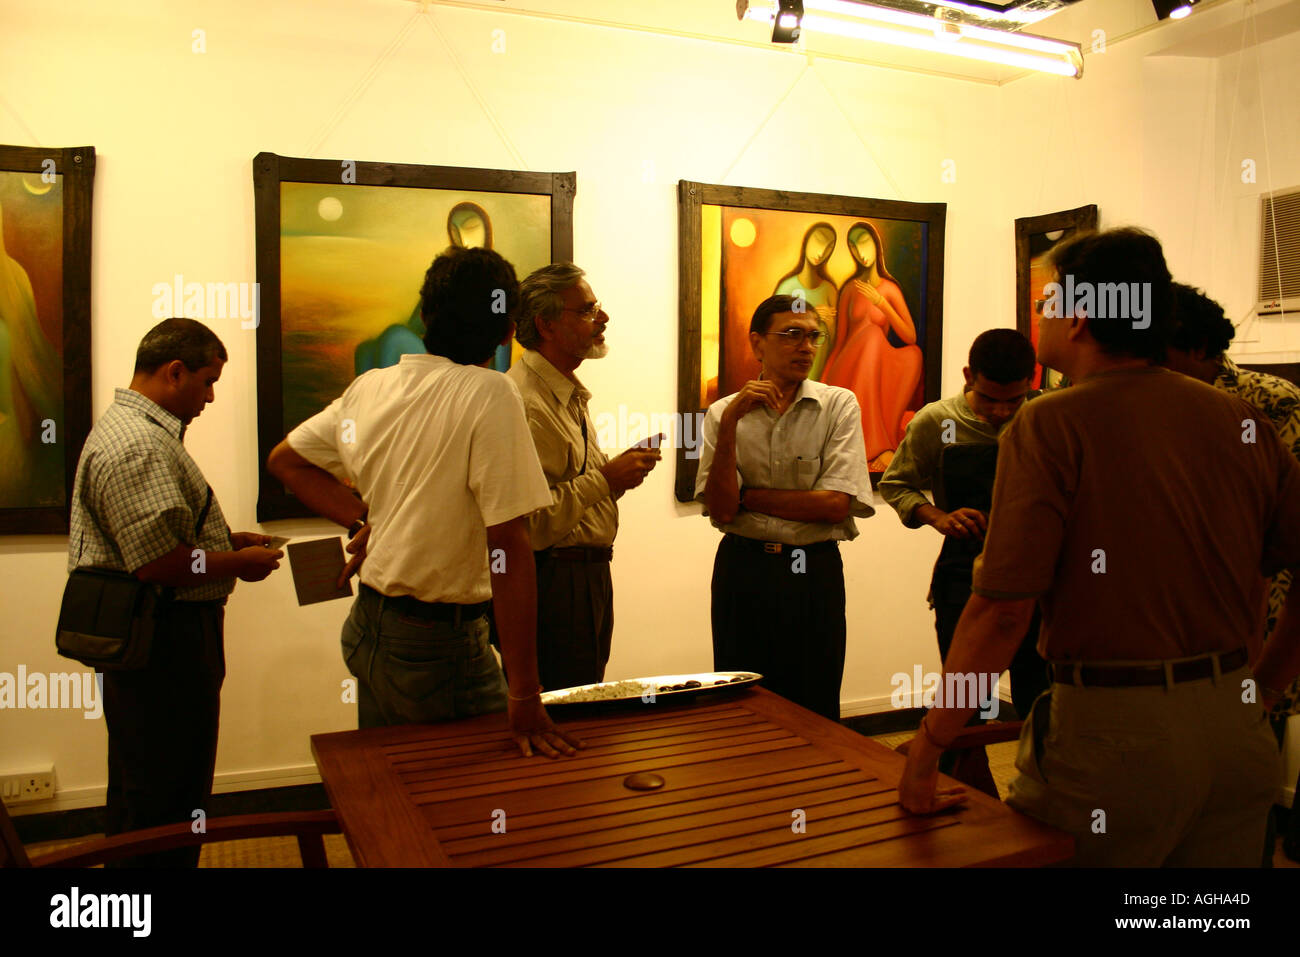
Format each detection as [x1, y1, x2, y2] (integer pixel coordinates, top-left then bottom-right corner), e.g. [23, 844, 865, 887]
[879, 329, 1047, 737]
[507, 263, 660, 690]
[268, 247, 580, 758]
[68, 317, 283, 866]
[696, 295, 874, 720]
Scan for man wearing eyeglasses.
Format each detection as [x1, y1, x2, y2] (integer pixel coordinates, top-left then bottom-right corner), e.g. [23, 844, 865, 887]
[696, 294, 874, 720]
[506, 263, 661, 692]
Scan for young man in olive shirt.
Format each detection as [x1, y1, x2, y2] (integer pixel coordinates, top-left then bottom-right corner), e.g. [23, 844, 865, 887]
[880, 329, 1046, 722]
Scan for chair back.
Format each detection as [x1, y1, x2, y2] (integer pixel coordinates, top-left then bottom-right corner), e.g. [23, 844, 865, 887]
[0, 798, 33, 867]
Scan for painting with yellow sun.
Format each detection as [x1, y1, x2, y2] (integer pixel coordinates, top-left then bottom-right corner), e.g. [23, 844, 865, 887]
[0, 145, 94, 533]
[679, 183, 945, 499]
[254, 154, 574, 520]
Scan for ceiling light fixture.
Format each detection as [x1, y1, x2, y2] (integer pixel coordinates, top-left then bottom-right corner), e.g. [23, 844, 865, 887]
[1151, 0, 1197, 20]
[737, 0, 1084, 77]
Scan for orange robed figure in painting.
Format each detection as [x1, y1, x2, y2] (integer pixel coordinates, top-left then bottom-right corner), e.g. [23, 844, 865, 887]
[822, 222, 922, 472]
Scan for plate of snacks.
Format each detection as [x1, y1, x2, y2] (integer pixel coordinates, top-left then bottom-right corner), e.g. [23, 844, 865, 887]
[539, 672, 762, 707]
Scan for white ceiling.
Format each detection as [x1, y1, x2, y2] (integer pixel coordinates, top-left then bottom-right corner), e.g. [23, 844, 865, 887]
[406, 0, 1300, 84]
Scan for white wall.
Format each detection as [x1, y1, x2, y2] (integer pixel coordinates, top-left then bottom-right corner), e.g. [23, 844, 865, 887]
[1, 0, 1296, 810]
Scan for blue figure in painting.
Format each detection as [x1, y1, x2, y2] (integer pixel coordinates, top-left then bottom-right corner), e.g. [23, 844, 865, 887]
[354, 202, 505, 374]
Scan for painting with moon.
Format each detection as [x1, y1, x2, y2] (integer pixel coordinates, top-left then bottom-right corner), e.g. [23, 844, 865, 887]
[675, 181, 945, 501]
[253, 154, 575, 520]
[0, 145, 94, 534]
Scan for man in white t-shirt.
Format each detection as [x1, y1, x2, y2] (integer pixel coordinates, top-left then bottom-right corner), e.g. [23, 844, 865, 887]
[268, 247, 580, 758]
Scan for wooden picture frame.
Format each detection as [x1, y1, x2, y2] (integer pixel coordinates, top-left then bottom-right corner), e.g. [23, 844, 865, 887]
[0, 144, 95, 534]
[253, 153, 575, 521]
[676, 180, 946, 502]
[1014, 204, 1098, 390]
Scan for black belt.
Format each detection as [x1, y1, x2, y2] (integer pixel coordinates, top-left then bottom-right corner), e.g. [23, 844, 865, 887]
[1049, 647, 1249, 688]
[360, 584, 489, 622]
[538, 546, 612, 563]
[723, 534, 838, 555]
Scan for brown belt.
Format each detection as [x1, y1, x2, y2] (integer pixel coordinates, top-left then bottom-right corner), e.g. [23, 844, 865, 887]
[1049, 647, 1249, 688]
[538, 546, 612, 563]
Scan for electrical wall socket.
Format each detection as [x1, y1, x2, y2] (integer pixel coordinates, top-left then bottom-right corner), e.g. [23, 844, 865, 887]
[0, 766, 56, 804]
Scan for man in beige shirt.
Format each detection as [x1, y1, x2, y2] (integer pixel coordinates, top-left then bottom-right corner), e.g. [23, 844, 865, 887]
[506, 263, 661, 691]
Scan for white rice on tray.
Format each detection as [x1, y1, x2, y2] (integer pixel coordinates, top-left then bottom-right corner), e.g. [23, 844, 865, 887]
[547, 680, 652, 702]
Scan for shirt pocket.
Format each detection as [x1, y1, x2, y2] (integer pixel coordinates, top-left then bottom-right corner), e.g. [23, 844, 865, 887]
[795, 456, 821, 490]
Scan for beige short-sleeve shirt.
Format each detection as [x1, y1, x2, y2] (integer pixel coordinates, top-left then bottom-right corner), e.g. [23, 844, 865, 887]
[289, 354, 552, 604]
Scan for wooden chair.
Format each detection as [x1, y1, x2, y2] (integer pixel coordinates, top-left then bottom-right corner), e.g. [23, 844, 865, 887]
[0, 797, 342, 868]
[896, 721, 1023, 798]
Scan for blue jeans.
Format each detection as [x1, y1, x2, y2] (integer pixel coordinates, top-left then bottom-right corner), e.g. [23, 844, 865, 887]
[341, 586, 507, 729]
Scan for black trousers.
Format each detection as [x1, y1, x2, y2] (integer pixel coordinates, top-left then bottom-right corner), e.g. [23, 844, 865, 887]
[102, 601, 225, 867]
[933, 595, 1048, 721]
[533, 552, 614, 692]
[711, 535, 845, 721]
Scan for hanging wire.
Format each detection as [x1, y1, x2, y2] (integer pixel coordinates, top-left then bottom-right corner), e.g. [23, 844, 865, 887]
[0, 94, 41, 147]
[304, 9, 423, 157]
[810, 62, 904, 200]
[717, 63, 809, 185]
[420, 6, 528, 169]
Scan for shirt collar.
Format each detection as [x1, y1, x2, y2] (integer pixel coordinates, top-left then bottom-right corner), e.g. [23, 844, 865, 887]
[791, 377, 825, 407]
[522, 349, 590, 406]
[116, 388, 185, 441]
[1216, 355, 1241, 389]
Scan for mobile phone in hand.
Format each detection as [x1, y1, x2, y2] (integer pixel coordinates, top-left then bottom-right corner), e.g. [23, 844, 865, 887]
[634, 433, 667, 450]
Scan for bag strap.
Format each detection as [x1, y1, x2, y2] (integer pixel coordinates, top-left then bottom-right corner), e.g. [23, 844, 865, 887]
[195, 485, 213, 539]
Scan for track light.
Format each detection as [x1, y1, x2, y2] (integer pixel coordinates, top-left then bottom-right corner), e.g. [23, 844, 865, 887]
[738, 0, 1084, 77]
[1151, 0, 1196, 20]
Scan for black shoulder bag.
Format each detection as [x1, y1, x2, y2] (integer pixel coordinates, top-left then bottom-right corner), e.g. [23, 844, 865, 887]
[56, 487, 213, 671]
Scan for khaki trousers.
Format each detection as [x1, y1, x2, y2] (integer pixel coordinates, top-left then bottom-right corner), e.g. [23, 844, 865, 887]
[1006, 663, 1279, 867]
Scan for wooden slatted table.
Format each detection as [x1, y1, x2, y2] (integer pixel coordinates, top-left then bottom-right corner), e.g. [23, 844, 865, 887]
[311, 687, 1072, 867]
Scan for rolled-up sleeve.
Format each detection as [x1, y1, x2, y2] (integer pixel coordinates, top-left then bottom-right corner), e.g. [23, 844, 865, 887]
[523, 409, 612, 550]
[693, 403, 740, 508]
[813, 394, 873, 518]
[878, 410, 939, 527]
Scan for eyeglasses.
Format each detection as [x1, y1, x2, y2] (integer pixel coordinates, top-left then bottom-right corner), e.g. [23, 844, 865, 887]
[562, 302, 603, 322]
[764, 329, 825, 347]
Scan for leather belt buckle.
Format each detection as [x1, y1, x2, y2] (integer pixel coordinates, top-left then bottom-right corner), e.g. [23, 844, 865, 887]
[763, 542, 782, 554]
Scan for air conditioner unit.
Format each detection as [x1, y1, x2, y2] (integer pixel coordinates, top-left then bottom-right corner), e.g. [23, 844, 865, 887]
[1258, 186, 1300, 317]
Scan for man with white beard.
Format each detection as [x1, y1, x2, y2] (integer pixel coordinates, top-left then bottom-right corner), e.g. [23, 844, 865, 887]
[506, 264, 660, 691]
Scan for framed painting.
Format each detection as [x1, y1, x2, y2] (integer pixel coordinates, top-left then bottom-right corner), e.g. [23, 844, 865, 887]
[1015, 204, 1098, 391]
[253, 153, 575, 520]
[676, 181, 946, 502]
[0, 144, 94, 534]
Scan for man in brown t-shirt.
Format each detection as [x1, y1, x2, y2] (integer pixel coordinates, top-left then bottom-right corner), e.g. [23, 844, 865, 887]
[897, 227, 1300, 866]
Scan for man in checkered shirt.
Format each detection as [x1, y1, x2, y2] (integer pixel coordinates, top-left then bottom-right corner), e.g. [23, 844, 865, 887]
[68, 317, 283, 867]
